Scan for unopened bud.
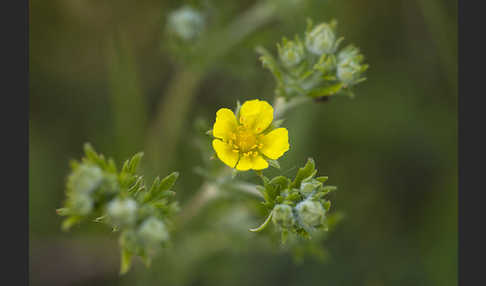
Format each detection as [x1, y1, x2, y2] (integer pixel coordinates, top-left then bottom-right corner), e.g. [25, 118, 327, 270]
[272, 204, 295, 228]
[167, 6, 205, 41]
[305, 23, 336, 55]
[69, 194, 94, 215]
[138, 217, 169, 246]
[296, 200, 326, 228]
[107, 198, 138, 226]
[336, 45, 366, 85]
[68, 164, 103, 194]
[278, 39, 305, 67]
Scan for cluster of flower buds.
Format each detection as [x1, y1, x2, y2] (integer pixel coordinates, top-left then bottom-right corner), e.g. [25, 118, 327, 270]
[251, 158, 336, 242]
[57, 144, 179, 274]
[257, 19, 368, 100]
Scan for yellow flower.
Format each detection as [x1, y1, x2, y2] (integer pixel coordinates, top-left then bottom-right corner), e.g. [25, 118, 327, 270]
[212, 99, 290, 171]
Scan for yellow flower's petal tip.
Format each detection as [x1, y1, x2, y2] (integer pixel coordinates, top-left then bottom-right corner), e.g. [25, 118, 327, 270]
[239, 99, 274, 134]
[260, 128, 290, 160]
[213, 108, 237, 140]
[235, 154, 269, 171]
[212, 139, 239, 168]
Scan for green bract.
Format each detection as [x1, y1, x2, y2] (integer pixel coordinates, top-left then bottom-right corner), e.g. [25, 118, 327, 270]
[57, 143, 180, 274]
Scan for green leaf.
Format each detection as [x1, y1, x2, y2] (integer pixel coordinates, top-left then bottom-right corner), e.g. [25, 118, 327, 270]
[120, 247, 133, 275]
[127, 152, 144, 173]
[323, 200, 331, 212]
[319, 186, 337, 198]
[316, 176, 328, 183]
[158, 172, 179, 192]
[83, 143, 103, 165]
[291, 158, 316, 188]
[61, 216, 83, 231]
[308, 83, 344, 98]
[255, 46, 283, 82]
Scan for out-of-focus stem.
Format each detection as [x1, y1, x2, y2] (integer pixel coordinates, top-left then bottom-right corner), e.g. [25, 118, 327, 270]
[144, 67, 204, 175]
[416, 0, 457, 92]
[274, 96, 311, 119]
[174, 181, 220, 228]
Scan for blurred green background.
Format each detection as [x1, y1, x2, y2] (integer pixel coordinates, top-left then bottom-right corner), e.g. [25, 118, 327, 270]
[29, 0, 457, 285]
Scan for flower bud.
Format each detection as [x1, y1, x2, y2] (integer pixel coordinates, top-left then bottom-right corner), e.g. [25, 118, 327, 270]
[68, 164, 103, 195]
[107, 198, 138, 226]
[336, 45, 365, 85]
[272, 204, 295, 228]
[138, 217, 169, 246]
[305, 23, 336, 55]
[278, 39, 305, 67]
[296, 200, 326, 228]
[167, 6, 205, 41]
[69, 194, 94, 215]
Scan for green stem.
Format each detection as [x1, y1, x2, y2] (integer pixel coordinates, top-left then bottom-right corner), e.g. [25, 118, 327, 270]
[249, 210, 273, 232]
[144, 67, 204, 175]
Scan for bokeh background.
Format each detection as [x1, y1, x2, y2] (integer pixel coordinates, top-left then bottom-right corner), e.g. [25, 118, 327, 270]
[29, 0, 457, 285]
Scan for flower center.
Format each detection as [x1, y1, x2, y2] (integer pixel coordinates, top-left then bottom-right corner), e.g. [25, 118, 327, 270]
[229, 126, 262, 155]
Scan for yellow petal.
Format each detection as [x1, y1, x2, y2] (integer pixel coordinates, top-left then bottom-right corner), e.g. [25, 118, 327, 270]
[251, 155, 269, 170]
[239, 99, 274, 134]
[236, 154, 269, 171]
[213, 139, 239, 168]
[213, 108, 237, 140]
[260, 128, 290, 160]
